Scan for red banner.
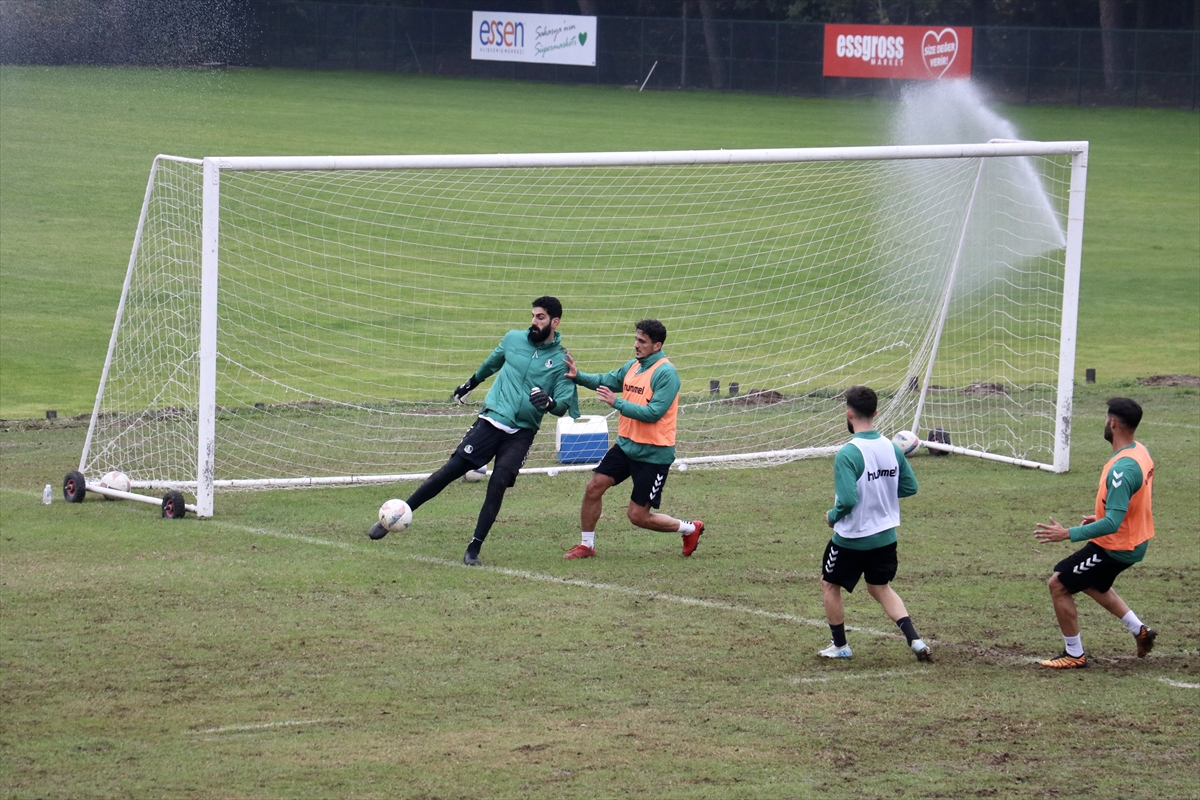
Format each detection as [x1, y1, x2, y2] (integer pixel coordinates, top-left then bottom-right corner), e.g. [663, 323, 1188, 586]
[823, 24, 973, 80]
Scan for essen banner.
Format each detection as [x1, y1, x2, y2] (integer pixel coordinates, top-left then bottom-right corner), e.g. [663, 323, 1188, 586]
[823, 24, 973, 80]
[471, 11, 597, 67]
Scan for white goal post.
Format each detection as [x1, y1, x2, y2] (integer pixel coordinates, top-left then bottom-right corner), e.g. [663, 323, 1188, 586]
[80, 141, 1087, 517]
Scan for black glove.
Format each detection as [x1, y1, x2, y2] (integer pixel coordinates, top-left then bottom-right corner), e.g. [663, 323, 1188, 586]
[529, 386, 554, 411]
[452, 375, 480, 404]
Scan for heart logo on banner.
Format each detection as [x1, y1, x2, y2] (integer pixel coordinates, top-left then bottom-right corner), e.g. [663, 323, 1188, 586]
[578, 32, 587, 46]
[921, 28, 959, 78]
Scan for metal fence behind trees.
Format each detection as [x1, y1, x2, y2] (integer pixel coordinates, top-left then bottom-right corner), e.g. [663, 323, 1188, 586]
[3, 1, 1197, 108]
[248, 3, 1200, 109]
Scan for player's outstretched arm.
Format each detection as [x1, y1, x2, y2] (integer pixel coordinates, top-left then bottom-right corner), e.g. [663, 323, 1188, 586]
[610, 366, 679, 422]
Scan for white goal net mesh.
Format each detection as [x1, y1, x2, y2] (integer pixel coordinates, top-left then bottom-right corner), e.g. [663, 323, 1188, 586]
[82, 150, 1075, 494]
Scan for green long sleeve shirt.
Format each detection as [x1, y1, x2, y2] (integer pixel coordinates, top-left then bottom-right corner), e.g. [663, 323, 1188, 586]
[473, 329, 580, 430]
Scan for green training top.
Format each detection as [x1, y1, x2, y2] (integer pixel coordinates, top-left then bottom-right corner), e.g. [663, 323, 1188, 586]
[473, 329, 580, 430]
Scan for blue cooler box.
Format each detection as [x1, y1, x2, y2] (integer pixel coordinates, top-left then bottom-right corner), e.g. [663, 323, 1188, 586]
[556, 415, 610, 464]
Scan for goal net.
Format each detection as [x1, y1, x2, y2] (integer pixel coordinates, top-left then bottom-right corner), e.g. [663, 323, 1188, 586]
[80, 143, 1087, 517]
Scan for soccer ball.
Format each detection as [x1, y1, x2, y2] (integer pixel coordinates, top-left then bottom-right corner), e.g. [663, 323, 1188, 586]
[378, 498, 413, 532]
[99, 470, 132, 493]
[462, 467, 487, 483]
[892, 430, 920, 456]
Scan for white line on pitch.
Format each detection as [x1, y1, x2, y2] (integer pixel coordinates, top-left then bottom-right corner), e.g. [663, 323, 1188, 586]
[184, 718, 345, 735]
[407, 554, 896, 639]
[215, 521, 896, 639]
[0, 486, 45, 496]
[792, 668, 931, 684]
[1150, 421, 1200, 430]
[1153, 677, 1200, 689]
[233, 526, 357, 550]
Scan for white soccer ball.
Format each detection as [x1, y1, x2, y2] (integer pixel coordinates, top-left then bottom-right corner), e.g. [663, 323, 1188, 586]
[462, 467, 487, 483]
[892, 430, 920, 456]
[378, 498, 413, 532]
[99, 470, 132, 493]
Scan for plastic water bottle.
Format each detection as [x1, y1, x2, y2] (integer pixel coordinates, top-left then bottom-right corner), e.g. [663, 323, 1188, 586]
[42, 484, 53, 505]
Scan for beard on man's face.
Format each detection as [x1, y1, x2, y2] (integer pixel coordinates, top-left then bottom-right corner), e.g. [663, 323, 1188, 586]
[528, 321, 553, 343]
[1104, 419, 1113, 443]
[847, 417, 855, 436]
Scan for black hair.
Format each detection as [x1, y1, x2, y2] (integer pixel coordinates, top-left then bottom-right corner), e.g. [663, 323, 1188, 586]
[635, 319, 667, 344]
[532, 296, 563, 319]
[844, 385, 878, 418]
[1107, 397, 1143, 432]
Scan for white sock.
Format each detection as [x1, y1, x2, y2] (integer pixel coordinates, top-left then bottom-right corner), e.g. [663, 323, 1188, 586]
[1064, 634, 1084, 657]
[677, 520, 696, 535]
[1121, 609, 1144, 635]
[581, 531, 595, 548]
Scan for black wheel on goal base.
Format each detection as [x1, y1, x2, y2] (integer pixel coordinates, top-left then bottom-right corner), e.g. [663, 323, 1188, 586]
[927, 427, 951, 457]
[63, 470, 87, 503]
[161, 491, 187, 519]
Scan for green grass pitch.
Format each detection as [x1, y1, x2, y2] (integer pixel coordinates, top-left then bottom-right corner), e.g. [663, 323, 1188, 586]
[1, 67, 1198, 798]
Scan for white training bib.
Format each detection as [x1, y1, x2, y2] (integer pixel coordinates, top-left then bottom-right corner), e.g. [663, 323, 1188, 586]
[834, 436, 901, 539]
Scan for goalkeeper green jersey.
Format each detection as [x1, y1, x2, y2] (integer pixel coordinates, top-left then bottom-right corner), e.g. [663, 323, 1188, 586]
[472, 330, 579, 431]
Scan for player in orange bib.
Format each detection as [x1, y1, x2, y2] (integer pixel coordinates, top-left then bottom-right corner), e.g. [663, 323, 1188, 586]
[561, 320, 705, 559]
[1033, 397, 1158, 669]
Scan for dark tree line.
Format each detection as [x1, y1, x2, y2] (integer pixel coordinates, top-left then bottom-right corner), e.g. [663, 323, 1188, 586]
[3, 0, 1196, 95]
[283, 0, 1198, 92]
[332, 0, 1198, 29]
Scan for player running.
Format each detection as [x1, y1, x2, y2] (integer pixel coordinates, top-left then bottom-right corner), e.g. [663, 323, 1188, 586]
[818, 385, 930, 662]
[368, 296, 579, 567]
[1033, 397, 1158, 669]
[561, 319, 704, 559]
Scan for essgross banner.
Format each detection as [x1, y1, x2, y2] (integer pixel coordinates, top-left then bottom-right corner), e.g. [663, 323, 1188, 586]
[823, 24, 973, 80]
[472, 11, 596, 67]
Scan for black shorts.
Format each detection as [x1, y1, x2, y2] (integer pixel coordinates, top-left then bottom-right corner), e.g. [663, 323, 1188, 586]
[454, 418, 536, 485]
[821, 540, 898, 593]
[594, 445, 669, 509]
[1054, 542, 1134, 594]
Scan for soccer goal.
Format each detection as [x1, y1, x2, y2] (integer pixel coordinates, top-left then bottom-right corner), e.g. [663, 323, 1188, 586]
[76, 142, 1087, 517]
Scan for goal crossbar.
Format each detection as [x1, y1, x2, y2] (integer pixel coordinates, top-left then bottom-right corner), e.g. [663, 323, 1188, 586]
[207, 141, 1088, 172]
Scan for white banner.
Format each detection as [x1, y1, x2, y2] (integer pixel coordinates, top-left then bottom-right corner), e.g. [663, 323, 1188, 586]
[471, 11, 596, 67]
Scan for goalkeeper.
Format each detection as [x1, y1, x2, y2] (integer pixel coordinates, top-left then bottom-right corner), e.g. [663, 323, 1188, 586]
[561, 319, 705, 560]
[368, 296, 579, 567]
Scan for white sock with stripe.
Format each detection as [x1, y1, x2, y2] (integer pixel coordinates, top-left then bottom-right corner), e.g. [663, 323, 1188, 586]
[677, 520, 696, 535]
[581, 531, 595, 548]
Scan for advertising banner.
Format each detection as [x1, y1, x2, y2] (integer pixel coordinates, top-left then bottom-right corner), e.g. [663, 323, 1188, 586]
[472, 11, 597, 67]
[823, 24, 973, 80]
